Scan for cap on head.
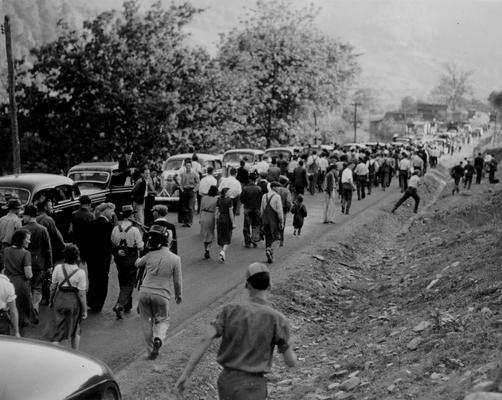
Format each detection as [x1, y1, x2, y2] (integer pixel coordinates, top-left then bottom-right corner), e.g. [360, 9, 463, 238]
[7, 199, 22, 210]
[79, 195, 92, 205]
[246, 262, 270, 279]
[24, 205, 37, 217]
[121, 204, 134, 216]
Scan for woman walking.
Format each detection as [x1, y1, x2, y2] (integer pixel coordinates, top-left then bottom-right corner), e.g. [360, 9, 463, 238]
[216, 188, 235, 262]
[47, 244, 87, 350]
[3, 229, 33, 334]
[199, 185, 219, 259]
[136, 225, 182, 360]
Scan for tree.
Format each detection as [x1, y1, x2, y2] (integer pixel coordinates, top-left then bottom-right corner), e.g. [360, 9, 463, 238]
[216, 0, 360, 147]
[488, 91, 502, 129]
[400, 96, 417, 114]
[430, 63, 474, 111]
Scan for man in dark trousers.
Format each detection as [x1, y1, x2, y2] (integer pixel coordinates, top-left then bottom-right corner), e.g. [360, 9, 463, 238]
[451, 161, 465, 195]
[36, 198, 65, 260]
[391, 171, 420, 214]
[131, 168, 148, 225]
[176, 262, 297, 398]
[70, 195, 94, 264]
[87, 202, 115, 312]
[474, 153, 484, 184]
[240, 173, 262, 248]
[464, 159, 475, 190]
[292, 160, 308, 198]
[22, 205, 52, 322]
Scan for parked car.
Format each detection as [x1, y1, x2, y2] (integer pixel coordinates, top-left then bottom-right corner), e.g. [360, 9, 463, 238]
[263, 146, 301, 162]
[67, 162, 134, 210]
[222, 149, 264, 176]
[0, 336, 121, 400]
[156, 153, 223, 208]
[0, 173, 80, 238]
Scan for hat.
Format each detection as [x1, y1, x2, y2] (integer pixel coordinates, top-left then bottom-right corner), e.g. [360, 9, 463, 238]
[246, 262, 270, 279]
[147, 224, 169, 238]
[121, 204, 134, 215]
[279, 175, 289, 186]
[24, 205, 37, 217]
[79, 195, 92, 205]
[7, 199, 22, 210]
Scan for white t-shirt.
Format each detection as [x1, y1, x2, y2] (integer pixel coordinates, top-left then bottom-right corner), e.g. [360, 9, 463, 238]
[199, 175, 218, 196]
[341, 168, 354, 184]
[0, 274, 16, 310]
[399, 159, 411, 171]
[52, 264, 87, 291]
[408, 175, 420, 189]
[218, 176, 242, 199]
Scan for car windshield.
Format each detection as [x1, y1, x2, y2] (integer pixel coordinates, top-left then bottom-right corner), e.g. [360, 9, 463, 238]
[68, 171, 109, 190]
[165, 159, 184, 171]
[223, 152, 255, 163]
[0, 187, 31, 205]
[264, 150, 291, 161]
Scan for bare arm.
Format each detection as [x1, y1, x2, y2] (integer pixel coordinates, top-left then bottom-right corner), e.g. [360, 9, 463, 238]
[173, 257, 182, 302]
[175, 326, 218, 392]
[8, 301, 20, 337]
[282, 347, 297, 368]
[78, 290, 87, 319]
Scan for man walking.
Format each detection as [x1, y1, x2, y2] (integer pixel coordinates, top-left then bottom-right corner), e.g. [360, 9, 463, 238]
[464, 159, 475, 190]
[22, 205, 52, 323]
[131, 168, 148, 225]
[474, 152, 484, 184]
[340, 162, 356, 215]
[0, 262, 20, 337]
[179, 160, 200, 227]
[111, 205, 144, 319]
[240, 173, 262, 248]
[272, 179, 292, 247]
[451, 161, 465, 195]
[36, 198, 65, 259]
[354, 158, 368, 200]
[261, 183, 284, 263]
[70, 195, 94, 264]
[218, 167, 242, 216]
[323, 166, 336, 224]
[176, 262, 297, 398]
[292, 160, 308, 198]
[151, 205, 178, 254]
[398, 152, 412, 193]
[0, 199, 22, 260]
[391, 171, 421, 214]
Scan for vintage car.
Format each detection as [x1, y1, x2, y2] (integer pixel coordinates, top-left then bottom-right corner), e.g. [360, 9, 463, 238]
[157, 153, 223, 207]
[263, 146, 301, 162]
[0, 173, 80, 238]
[221, 148, 264, 176]
[67, 162, 134, 210]
[0, 336, 121, 399]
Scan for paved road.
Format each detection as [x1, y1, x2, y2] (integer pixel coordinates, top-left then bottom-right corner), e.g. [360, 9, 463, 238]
[23, 175, 425, 370]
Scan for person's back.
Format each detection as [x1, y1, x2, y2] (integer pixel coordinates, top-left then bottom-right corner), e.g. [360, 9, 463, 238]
[240, 183, 262, 210]
[140, 247, 181, 300]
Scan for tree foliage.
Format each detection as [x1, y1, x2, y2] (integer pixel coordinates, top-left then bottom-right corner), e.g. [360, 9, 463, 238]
[430, 63, 474, 111]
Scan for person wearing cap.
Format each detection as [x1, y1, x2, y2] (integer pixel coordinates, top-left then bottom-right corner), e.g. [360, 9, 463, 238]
[391, 170, 420, 214]
[261, 182, 284, 263]
[240, 172, 262, 248]
[86, 202, 115, 312]
[70, 195, 94, 264]
[176, 262, 297, 397]
[151, 204, 178, 254]
[22, 205, 52, 322]
[0, 199, 23, 250]
[136, 224, 182, 360]
[111, 205, 144, 319]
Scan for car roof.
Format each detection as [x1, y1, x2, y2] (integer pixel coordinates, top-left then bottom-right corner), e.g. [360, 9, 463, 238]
[167, 153, 217, 161]
[223, 149, 264, 155]
[264, 147, 296, 152]
[68, 162, 119, 171]
[0, 336, 116, 400]
[0, 173, 74, 190]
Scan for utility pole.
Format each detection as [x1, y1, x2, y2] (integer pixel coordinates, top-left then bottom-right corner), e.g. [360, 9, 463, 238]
[351, 102, 361, 143]
[4, 16, 21, 174]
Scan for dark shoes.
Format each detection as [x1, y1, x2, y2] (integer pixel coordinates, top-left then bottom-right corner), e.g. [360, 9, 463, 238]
[204, 249, 210, 259]
[113, 305, 124, 320]
[266, 248, 273, 264]
[149, 337, 162, 360]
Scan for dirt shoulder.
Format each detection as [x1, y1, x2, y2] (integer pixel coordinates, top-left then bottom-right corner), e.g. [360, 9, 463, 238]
[118, 158, 502, 400]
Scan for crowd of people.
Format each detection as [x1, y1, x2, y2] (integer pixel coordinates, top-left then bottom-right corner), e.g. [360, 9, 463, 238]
[0, 133, 499, 399]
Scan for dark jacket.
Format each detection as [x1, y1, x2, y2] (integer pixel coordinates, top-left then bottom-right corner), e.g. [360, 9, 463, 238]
[236, 167, 249, 185]
[131, 178, 146, 205]
[240, 184, 262, 210]
[292, 166, 308, 188]
[451, 165, 465, 179]
[464, 164, 475, 177]
[36, 214, 65, 259]
[474, 156, 484, 170]
[71, 208, 95, 261]
[23, 221, 52, 270]
[87, 216, 114, 262]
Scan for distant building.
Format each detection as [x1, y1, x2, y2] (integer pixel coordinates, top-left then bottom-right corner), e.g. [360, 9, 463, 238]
[416, 103, 447, 122]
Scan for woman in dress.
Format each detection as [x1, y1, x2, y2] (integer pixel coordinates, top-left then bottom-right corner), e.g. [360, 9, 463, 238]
[3, 229, 33, 334]
[199, 185, 219, 259]
[47, 244, 87, 350]
[216, 187, 235, 262]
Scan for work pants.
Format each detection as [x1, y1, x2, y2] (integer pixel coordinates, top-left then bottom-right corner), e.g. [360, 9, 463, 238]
[87, 256, 111, 312]
[31, 269, 45, 315]
[133, 202, 145, 225]
[115, 251, 138, 311]
[138, 292, 170, 354]
[475, 168, 483, 184]
[217, 369, 267, 400]
[243, 208, 261, 246]
[393, 187, 420, 213]
[182, 189, 195, 224]
[356, 175, 366, 200]
[308, 172, 318, 195]
[464, 175, 473, 190]
[399, 171, 409, 192]
[341, 184, 353, 214]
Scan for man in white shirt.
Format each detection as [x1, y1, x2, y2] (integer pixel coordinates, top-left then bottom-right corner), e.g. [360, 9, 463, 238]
[391, 171, 420, 214]
[340, 163, 356, 215]
[354, 158, 369, 200]
[111, 205, 144, 319]
[398, 153, 412, 193]
[255, 156, 270, 176]
[317, 154, 329, 192]
[191, 154, 203, 178]
[198, 167, 218, 197]
[219, 168, 243, 215]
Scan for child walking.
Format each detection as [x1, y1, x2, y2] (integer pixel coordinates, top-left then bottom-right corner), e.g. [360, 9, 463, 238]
[291, 195, 307, 236]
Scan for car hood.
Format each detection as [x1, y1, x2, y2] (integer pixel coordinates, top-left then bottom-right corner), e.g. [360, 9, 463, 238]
[0, 337, 115, 400]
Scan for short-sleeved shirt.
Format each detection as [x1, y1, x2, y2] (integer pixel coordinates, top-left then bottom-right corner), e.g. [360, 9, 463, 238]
[0, 213, 22, 245]
[211, 296, 291, 374]
[52, 263, 87, 291]
[3, 246, 31, 276]
[0, 274, 16, 310]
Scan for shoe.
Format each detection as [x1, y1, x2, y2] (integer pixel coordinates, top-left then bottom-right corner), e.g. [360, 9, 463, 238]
[266, 249, 273, 264]
[113, 305, 124, 320]
[279, 241, 284, 247]
[252, 242, 258, 248]
[204, 249, 210, 259]
[341, 206, 345, 213]
[219, 251, 225, 262]
[245, 244, 251, 248]
[345, 210, 349, 215]
[293, 230, 296, 236]
[149, 337, 162, 360]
